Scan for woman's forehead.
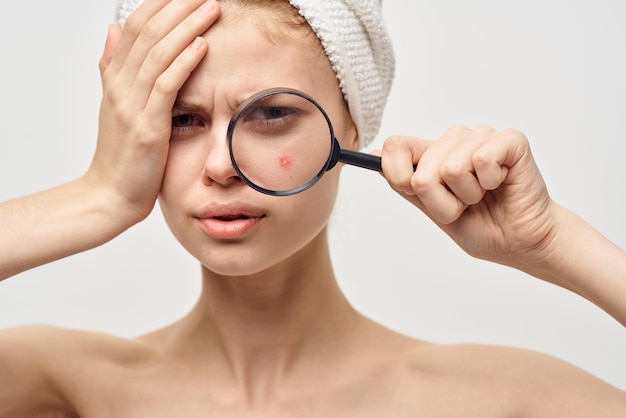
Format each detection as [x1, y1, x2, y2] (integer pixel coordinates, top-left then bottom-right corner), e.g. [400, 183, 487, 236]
[217, 3, 320, 51]
[208, 16, 323, 77]
[179, 12, 339, 112]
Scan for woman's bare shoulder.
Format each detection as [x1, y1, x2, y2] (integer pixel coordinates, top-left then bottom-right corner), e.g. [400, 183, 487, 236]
[0, 324, 158, 363]
[0, 324, 160, 417]
[394, 336, 626, 416]
[351, 320, 625, 416]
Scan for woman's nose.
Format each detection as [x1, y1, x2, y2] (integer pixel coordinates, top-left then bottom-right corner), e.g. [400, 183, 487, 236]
[201, 125, 242, 188]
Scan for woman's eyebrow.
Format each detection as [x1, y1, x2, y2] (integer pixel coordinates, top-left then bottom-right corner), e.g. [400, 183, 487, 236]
[172, 99, 207, 113]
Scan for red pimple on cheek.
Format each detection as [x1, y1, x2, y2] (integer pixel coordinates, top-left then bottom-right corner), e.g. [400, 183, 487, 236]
[278, 154, 293, 169]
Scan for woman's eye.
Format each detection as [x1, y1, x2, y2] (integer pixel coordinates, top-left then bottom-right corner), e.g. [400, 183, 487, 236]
[171, 114, 204, 138]
[245, 106, 298, 126]
[172, 114, 196, 128]
[262, 107, 292, 120]
[237, 105, 303, 136]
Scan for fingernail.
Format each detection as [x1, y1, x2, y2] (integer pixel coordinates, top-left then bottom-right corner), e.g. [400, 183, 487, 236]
[190, 37, 204, 51]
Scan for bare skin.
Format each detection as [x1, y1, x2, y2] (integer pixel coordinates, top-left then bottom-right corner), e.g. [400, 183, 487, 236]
[1, 0, 625, 416]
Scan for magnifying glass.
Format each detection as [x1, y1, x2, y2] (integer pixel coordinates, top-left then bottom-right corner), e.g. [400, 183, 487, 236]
[227, 88, 383, 196]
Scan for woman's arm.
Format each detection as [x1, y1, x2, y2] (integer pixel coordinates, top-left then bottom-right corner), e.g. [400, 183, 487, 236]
[380, 126, 626, 326]
[0, 0, 220, 281]
[0, 177, 135, 280]
[519, 203, 626, 326]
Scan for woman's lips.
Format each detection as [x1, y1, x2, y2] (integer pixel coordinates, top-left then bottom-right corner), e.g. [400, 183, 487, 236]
[195, 205, 265, 239]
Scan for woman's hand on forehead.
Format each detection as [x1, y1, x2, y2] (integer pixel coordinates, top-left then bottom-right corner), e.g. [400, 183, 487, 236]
[91, 0, 220, 221]
[0, 1, 222, 281]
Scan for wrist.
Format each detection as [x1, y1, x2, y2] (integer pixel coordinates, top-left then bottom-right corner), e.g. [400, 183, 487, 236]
[514, 203, 626, 325]
[80, 170, 154, 231]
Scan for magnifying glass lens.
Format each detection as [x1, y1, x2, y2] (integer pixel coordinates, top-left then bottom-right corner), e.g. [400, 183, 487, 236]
[229, 91, 333, 195]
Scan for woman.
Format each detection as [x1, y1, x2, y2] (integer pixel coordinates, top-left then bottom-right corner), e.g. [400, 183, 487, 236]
[0, 0, 625, 415]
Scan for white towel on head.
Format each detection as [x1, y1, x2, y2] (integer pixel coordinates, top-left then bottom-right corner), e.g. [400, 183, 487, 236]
[114, 0, 395, 148]
[286, 0, 394, 148]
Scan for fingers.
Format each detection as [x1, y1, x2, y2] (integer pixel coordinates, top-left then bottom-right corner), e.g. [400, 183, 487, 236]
[99, 0, 219, 140]
[437, 126, 494, 205]
[127, 1, 219, 98]
[380, 135, 430, 195]
[143, 36, 207, 134]
[103, 0, 219, 101]
[110, 0, 215, 72]
[99, 24, 122, 74]
[381, 126, 529, 224]
[112, 0, 173, 63]
[472, 128, 525, 189]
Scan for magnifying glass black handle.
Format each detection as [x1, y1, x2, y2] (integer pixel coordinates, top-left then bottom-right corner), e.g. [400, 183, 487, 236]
[338, 149, 418, 173]
[338, 149, 383, 172]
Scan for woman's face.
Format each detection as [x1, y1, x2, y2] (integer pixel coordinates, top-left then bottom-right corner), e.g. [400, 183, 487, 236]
[159, 5, 357, 277]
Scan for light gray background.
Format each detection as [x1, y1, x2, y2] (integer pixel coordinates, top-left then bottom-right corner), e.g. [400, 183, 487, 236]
[1, 1, 625, 388]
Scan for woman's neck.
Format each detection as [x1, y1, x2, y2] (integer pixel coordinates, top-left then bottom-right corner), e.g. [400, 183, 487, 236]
[166, 229, 361, 398]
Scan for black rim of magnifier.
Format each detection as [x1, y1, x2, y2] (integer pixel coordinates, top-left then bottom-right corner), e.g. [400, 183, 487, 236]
[227, 88, 383, 196]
